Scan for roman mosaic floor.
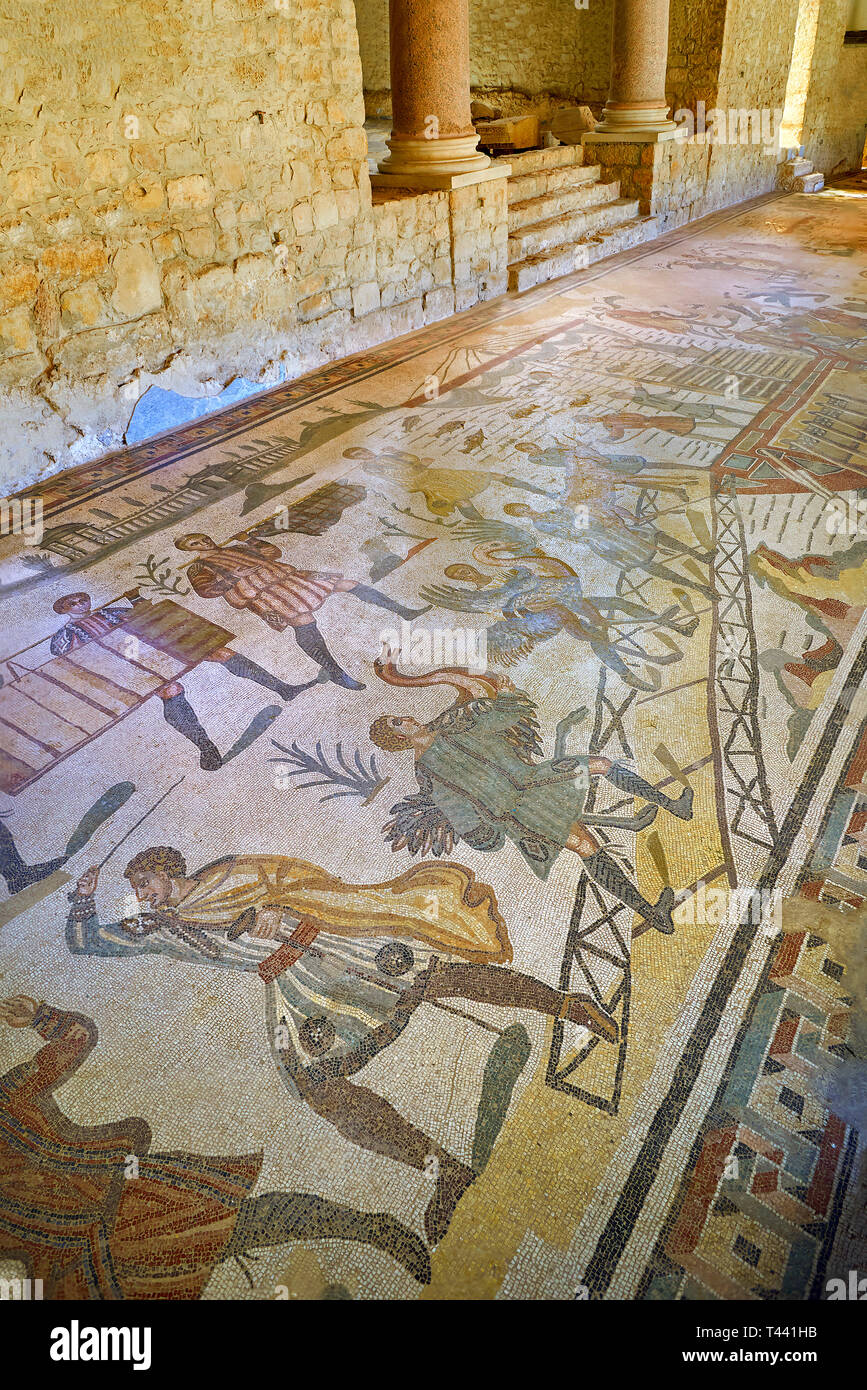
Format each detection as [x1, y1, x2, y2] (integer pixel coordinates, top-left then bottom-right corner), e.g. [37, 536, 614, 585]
[1, 185, 865, 1301]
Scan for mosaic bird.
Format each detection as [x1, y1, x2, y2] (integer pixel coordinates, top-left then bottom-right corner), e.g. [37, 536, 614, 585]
[448, 501, 716, 601]
[420, 546, 690, 686]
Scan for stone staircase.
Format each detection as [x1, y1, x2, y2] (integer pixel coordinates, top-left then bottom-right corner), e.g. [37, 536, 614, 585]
[504, 145, 659, 293]
[779, 147, 825, 192]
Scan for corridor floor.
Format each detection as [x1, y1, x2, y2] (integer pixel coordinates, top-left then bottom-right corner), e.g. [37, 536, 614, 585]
[0, 185, 865, 1301]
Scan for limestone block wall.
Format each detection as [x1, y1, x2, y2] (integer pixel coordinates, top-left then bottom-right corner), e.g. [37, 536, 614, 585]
[586, 140, 712, 234]
[0, 0, 510, 489]
[709, 0, 865, 194]
[782, 0, 823, 143]
[665, 0, 864, 183]
[450, 180, 509, 308]
[666, 0, 726, 111]
[705, 0, 800, 206]
[468, 0, 612, 99]
[370, 179, 507, 325]
[373, 191, 452, 317]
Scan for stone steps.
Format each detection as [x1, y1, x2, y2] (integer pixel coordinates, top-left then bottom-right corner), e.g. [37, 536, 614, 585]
[503, 137, 662, 294]
[508, 192, 637, 262]
[507, 161, 600, 206]
[780, 153, 825, 193]
[508, 212, 659, 293]
[507, 177, 621, 232]
[497, 145, 586, 177]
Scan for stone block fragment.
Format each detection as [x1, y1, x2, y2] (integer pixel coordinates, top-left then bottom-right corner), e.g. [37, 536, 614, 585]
[352, 281, 380, 316]
[166, 175, 214, 210]
[550, 106, 597, 144]
[0, 263, 39, 312]
[61, 282, 108, 329]
[475, 115, 540, 152]
[0, 305, 37, 354]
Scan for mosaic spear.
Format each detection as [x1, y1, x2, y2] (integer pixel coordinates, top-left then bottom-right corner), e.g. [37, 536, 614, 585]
[95, 776, 186, 871]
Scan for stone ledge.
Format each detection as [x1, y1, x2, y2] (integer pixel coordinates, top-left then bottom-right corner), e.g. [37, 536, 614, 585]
[583, 129, 679, 145]
[371, 164, 511, 191]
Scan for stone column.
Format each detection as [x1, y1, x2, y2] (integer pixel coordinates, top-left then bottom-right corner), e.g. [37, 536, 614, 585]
[585, 0, 677, 143]
[374, 0, 495, 188]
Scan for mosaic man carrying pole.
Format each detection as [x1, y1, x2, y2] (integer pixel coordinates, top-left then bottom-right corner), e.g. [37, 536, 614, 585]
[49, 589, 318, 771]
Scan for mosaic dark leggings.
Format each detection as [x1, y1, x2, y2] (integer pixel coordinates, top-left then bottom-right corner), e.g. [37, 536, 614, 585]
[221, 1189, 433, 1284]
[223, 1190, 392, 1257]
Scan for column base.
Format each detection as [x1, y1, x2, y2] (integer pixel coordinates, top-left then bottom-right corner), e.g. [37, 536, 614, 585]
[584, 127, 679, 144]
[585, 103, 679, 143]
[375, 133, 495, 189]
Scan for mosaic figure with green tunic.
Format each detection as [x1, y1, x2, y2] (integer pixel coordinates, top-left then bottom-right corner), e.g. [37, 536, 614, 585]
[369, 657, 695, 937]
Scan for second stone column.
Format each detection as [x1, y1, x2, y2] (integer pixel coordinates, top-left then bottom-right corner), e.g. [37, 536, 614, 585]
[586, 0, 678, 143]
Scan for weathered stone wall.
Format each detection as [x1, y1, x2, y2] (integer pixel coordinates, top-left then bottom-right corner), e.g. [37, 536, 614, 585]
[781, 0, 823, 144]
[354, 0, 391, 97]
[468, 0, 612, 99]
[0, 0, 371, 482]
[666, 0, 726, 111]
[451, 179, 509, 308]
[371, 178, 507, 324]
[666, 0, 865, 181]
[710, 0, 865, 194]
[0, 0, 509, 488]
[355, 0, 613, 103]
[800, 0, 867, 174]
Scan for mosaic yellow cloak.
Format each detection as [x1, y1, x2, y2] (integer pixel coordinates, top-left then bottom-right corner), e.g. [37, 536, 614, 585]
[177, 854, 512, 963]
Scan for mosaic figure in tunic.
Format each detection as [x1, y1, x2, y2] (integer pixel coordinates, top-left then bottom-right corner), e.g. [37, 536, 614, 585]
[175, 532, 428, 691]
[369, 659, 694, 936]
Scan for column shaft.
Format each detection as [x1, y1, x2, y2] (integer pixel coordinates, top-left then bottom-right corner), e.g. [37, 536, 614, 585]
[376, 0, 491, 186]
[588, 0, 677, 142]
